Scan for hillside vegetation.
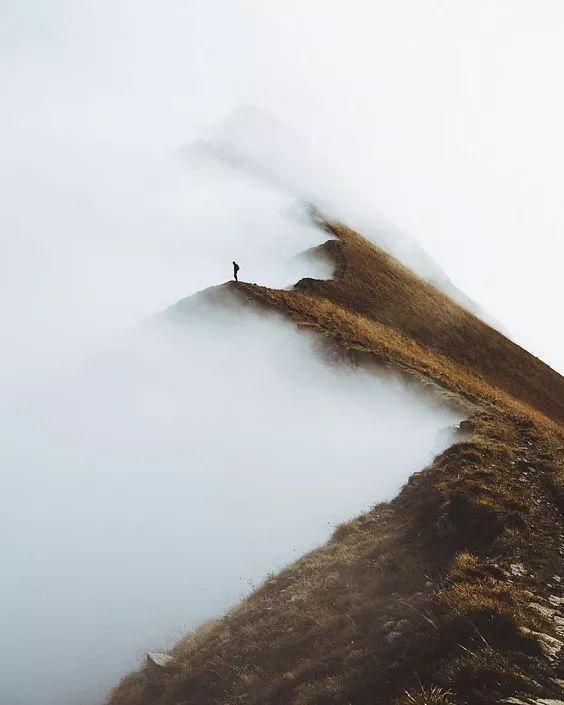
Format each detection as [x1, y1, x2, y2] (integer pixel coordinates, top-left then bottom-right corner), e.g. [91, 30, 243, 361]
[108, 218, 563, 705]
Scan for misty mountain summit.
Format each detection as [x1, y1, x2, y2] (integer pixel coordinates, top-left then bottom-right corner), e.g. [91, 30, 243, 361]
[233, 261, 240, 281]
[178, 105, 501, 328]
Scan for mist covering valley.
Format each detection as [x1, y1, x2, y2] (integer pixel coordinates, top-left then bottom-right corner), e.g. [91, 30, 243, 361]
[1, 278, 464, 705]
[0, 120, 467, 704]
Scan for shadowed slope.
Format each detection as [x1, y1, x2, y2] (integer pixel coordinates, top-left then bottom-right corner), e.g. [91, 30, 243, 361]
[108, 220, 564, 705]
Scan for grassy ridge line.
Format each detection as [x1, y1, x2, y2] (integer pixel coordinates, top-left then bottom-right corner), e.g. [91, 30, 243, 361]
[107, 222, 564, 705]
[290, 220, 563, 424]
[235, 280, 559, 435]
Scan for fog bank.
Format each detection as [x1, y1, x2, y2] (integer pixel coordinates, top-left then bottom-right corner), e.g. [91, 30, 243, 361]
[0, 138, 331, 395]
[0, 305, 463, 705]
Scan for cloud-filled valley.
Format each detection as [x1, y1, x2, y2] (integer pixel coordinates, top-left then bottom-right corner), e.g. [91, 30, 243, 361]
[0, 300, 463, 705]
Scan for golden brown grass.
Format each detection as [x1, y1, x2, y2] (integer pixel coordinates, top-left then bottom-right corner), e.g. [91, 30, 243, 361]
[108, 219, 564, 705]
[234, 220, 563, 428]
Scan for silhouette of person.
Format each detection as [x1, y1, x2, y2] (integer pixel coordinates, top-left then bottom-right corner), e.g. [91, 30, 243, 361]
[233, 261, 240, 282]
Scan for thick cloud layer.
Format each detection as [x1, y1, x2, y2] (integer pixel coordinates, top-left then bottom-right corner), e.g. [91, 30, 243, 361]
[0, 306, 463, 705]
[0, 27, 468, 703]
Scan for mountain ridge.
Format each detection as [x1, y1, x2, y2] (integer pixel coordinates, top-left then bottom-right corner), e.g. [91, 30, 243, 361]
[108, 217, 563, 705]
[169, 217, 563, 425]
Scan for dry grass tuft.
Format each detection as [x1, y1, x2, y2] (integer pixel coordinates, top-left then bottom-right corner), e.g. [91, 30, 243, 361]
[395, 686, 456, 705]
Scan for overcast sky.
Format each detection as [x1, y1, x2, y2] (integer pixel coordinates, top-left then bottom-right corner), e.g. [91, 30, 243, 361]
[2, 0, 562, 372]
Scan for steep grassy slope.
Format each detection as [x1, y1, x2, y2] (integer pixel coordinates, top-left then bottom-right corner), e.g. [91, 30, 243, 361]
[108, 219, 563, 705]
[237, 220, 564, 425]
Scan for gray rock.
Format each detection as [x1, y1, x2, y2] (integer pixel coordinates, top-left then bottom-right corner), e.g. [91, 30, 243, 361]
[146, 651, 176, 669]
[145, 651, 177, 684]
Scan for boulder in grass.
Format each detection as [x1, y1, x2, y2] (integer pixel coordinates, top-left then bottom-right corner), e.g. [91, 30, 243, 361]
[145, 652, 177, 683]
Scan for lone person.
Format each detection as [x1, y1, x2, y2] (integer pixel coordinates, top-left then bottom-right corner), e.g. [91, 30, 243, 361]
[233, 261, 240, 282]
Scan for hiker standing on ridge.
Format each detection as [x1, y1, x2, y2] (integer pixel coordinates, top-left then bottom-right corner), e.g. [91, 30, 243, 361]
[233, 261, 240, 282]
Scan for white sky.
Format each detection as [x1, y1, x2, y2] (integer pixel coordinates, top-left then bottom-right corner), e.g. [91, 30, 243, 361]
[1, 0, 562, 372]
